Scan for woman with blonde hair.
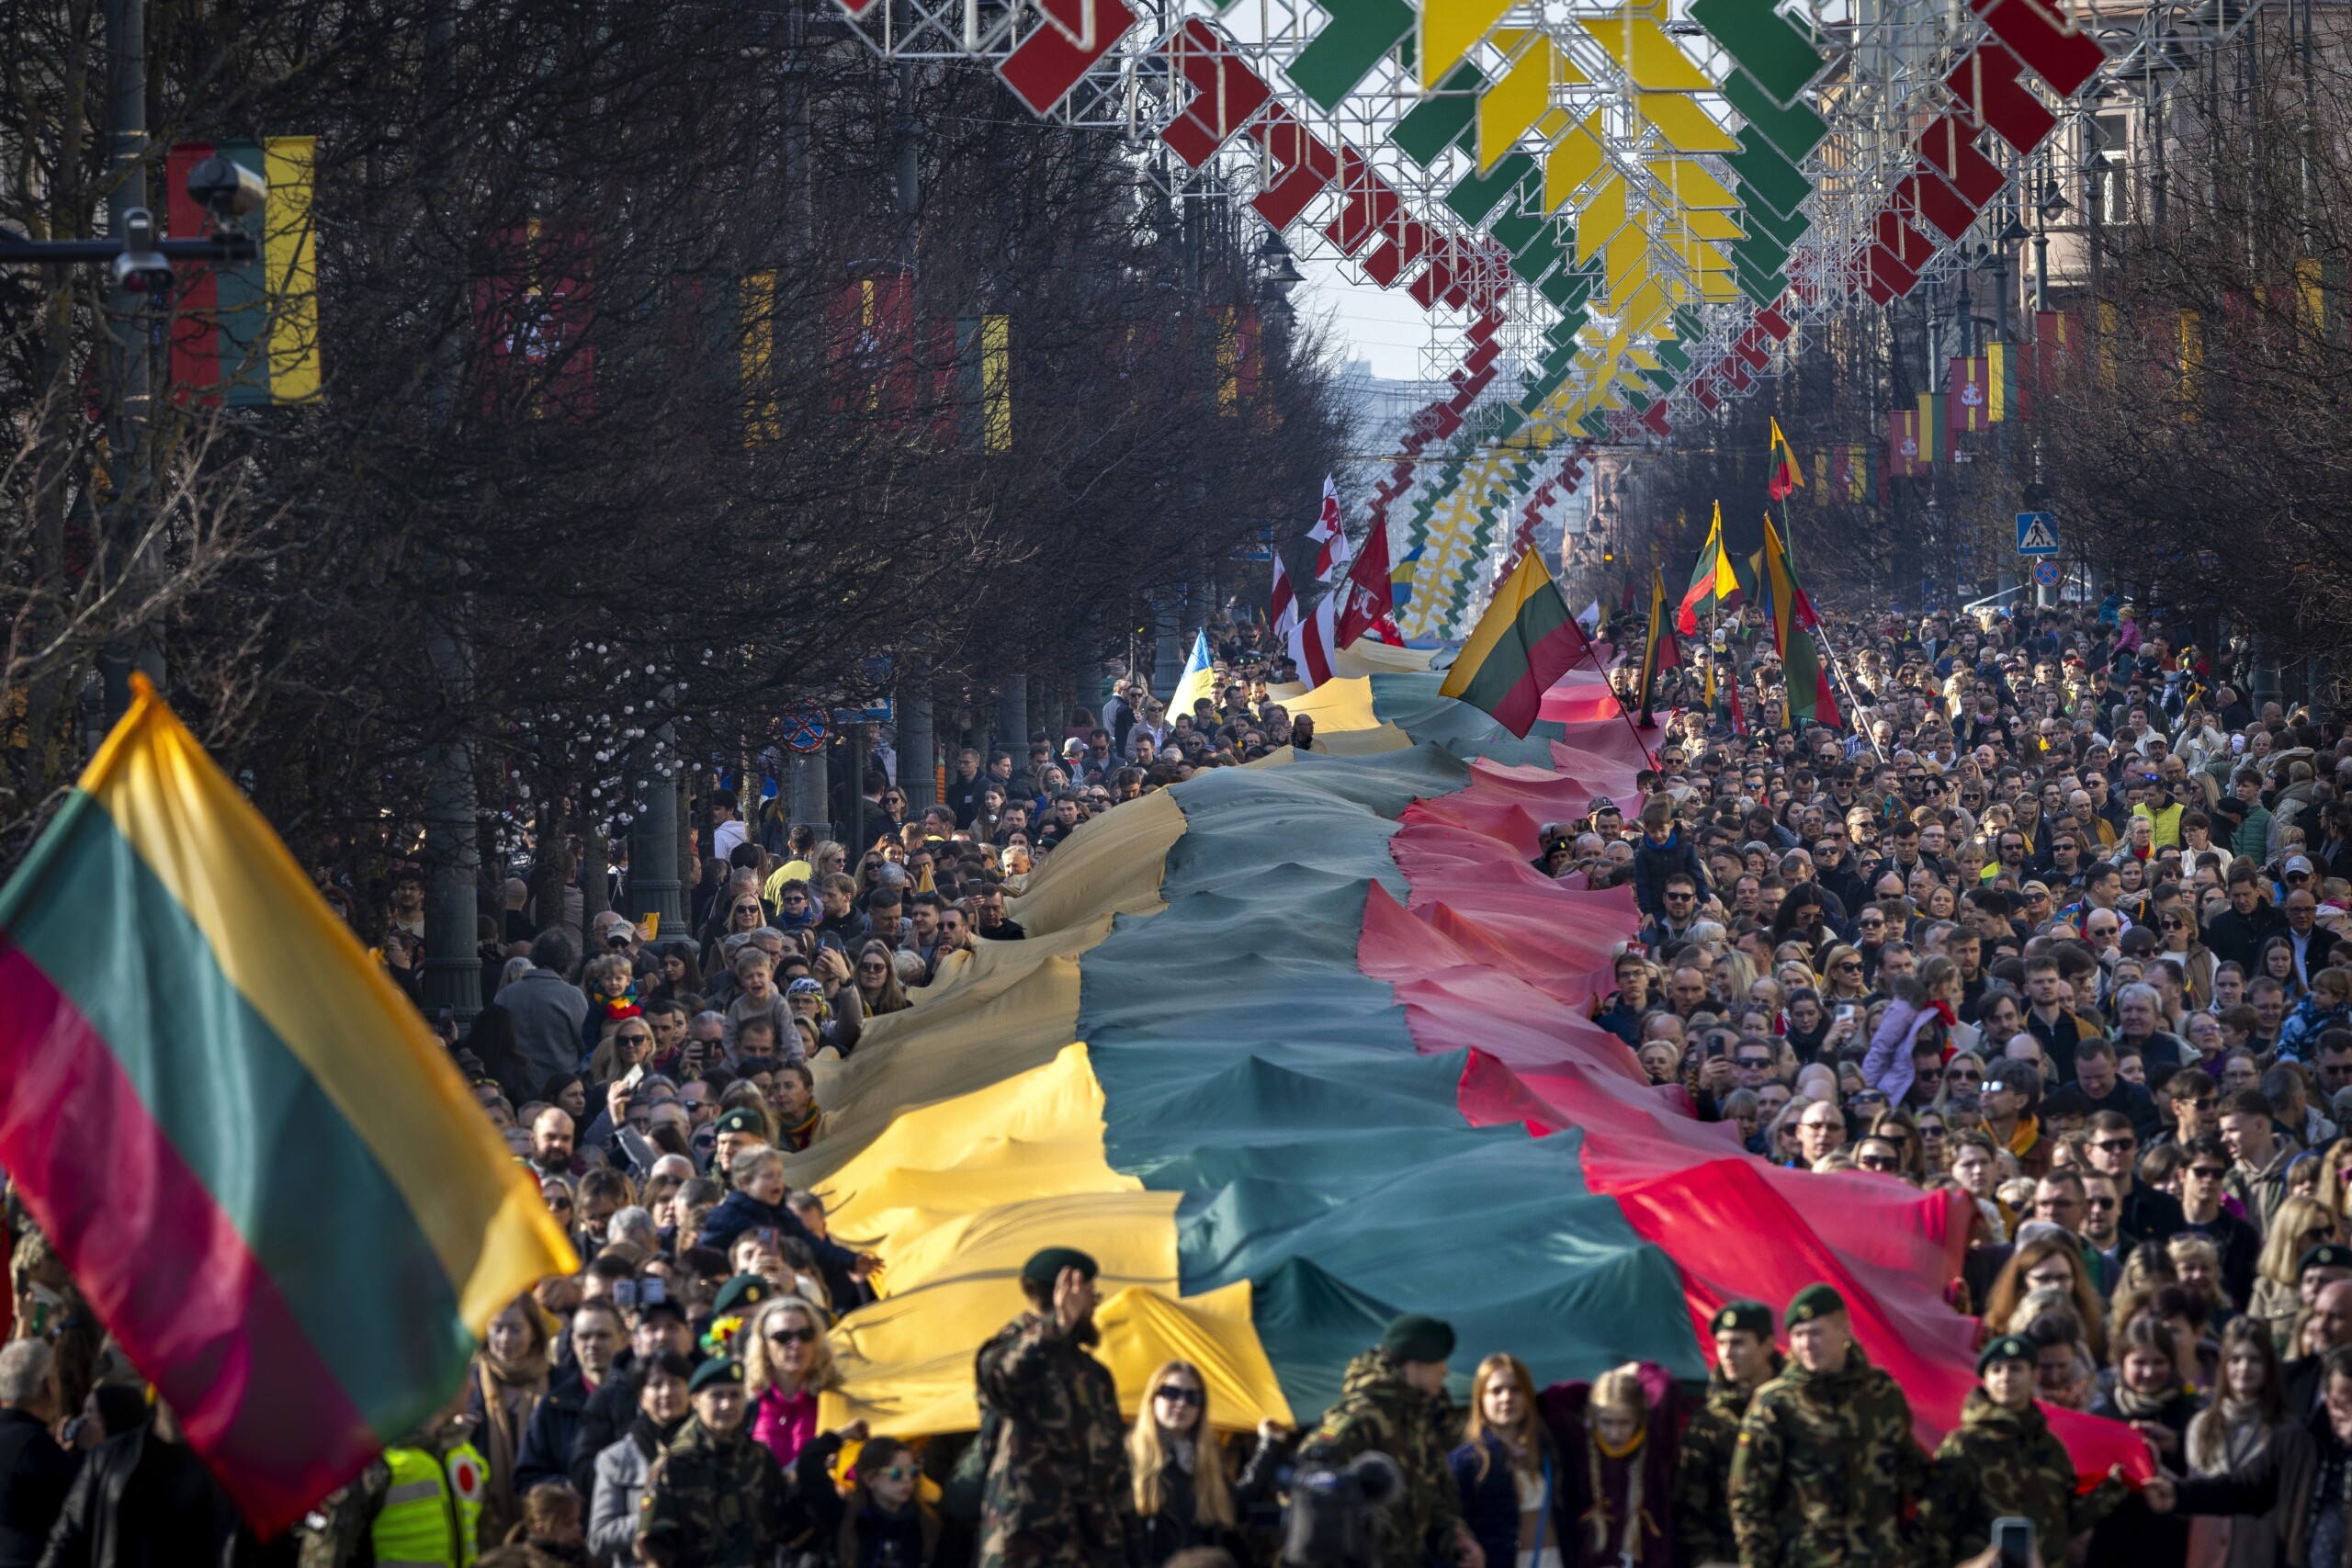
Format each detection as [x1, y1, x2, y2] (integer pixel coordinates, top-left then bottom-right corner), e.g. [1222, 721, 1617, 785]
[1452, 1353, 1565, 1568]
[742, 1293, 843, 1469]
[1554, 1362, 1676, 1568]
[2249, 1194, 2339, 1347]
[1982, 1235, 2109, 1363]
[1128, 1359, 1244, 1565]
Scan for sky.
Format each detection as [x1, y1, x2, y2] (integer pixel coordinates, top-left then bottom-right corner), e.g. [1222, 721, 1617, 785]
[1291, 253, 1438, 381]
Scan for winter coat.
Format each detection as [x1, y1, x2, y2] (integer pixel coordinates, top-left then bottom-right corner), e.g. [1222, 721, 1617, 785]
[1632, 828, 1711, 922]
[1862, 998, 1942, 1106]
[695, 1189, 860, 1280]
[502, 966, 593, 1090]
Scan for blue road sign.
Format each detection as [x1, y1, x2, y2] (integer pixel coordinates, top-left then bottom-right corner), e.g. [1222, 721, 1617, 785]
[2032, 559, 2062, 588]
[2016, 513, 2060, 555]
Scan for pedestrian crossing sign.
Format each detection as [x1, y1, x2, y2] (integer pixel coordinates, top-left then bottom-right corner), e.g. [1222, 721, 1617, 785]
[2015, 513, 2060, 556]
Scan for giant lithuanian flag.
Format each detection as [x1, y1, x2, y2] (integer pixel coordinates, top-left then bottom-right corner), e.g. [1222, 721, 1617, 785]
[0, 678, 576, 1532]
[1438, 553, 1591, 738]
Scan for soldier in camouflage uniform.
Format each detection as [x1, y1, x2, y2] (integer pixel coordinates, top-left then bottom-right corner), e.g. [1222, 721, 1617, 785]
[1727, 1284, 1927, 1568]
[972, 1247, 1139, 1568]
[638, 1357, 798, 1568]
[1673, 1300, 1783, 1568]
[1920, 1335, 2126, 1563]
[1294, 1313, 1478, 1568]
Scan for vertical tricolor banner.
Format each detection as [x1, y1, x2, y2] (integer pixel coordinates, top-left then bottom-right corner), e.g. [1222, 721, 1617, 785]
[167, 138, 321, 407]
[0, 679, 575, 1533]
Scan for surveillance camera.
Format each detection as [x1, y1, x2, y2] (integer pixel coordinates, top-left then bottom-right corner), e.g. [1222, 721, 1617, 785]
[111, 209, 172, 294]
[185, 155, 267, 223]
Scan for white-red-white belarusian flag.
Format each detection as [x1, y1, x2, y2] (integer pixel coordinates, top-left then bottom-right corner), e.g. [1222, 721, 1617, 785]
[1308, 476, 1351, 581]
[1270, 551, 1300, 637]
[1285, 595, 1338, 688]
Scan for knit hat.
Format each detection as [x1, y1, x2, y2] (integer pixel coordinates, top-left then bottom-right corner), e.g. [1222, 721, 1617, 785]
[1379, 1313, 1457, 1364]
[1021, 1247, 1099, 1288]
[1976, 1334, 2036, 1374]
[786, 976, 825, 998]
[1710, 1301, 1773, 1339]
[1784, 1284, 1846, 1328]
[688, 1357, 744, 1394]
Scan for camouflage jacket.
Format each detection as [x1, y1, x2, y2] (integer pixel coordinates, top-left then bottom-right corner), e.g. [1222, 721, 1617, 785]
[1295, 1348, 1466, 1568]
[972, 1313, 1138, 1568]
[637, 1415, 795, 1568]
[1672, 1357, 1781, 1567]
[1921, 1391, 2124, 1562]
[1727, 1347, 1927, 1568]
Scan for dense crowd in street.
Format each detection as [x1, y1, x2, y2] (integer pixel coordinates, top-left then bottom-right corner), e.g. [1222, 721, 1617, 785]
[8, 590, 2352, 1568]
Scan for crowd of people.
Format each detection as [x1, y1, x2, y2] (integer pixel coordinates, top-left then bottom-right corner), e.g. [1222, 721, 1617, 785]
[7, 588, 2352, 1568]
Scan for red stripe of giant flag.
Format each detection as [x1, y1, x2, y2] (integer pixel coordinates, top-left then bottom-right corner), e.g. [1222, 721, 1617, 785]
[0, 678, 576, 1533]
[1440, 553, 1590, 738]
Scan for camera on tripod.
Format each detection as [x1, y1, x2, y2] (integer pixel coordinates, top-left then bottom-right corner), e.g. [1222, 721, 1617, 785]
[1281, 1450, 1402, 1567]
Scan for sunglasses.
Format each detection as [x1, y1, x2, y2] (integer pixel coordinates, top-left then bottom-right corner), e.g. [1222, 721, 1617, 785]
[2086, 1197, 2119, 1212]
[547, 1195, 573, 1211]
[1736, 1056, 1773, 1069]
[1857, 1155, 1900, 1171]
[1944, 1067, 1983, 1082]
[873, 1465, 917, 1482]
[2090, 1137, 2135, 1153]
[2190, 1166, 2229, 1179]
[769, 1326, 819, 1346]
[735, 903, 762, 914]
[1154, 1386, 1204, 1406]
[618, 1032, 653, 1045]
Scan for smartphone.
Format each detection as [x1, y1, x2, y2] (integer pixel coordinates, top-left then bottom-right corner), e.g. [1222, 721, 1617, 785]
[1836, 1004, 1858, 1025]
[1992, 1517, 2034, 1568]
[612, 1279, 639, 1308]
[639, 912, 661, 939]
[623, 1063, 646, 1090]
[639, 1275, 666, 1305]
[1704, 1038, 1726, 1059]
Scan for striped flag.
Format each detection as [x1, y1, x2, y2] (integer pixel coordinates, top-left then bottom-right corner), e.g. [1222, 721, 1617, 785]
[166, 138, 322, 406]
[1308, 476, 1352, 581]
[1270, 552, 1300, 637]
[1285, 595, 1339, 688]
[1637, 568, 1683, 723]
[0, 679, 577, 1532]
[1676, 502, 1745, 636]
[1766, 417, 1804, 500]
[1437, 554, 1591, 738]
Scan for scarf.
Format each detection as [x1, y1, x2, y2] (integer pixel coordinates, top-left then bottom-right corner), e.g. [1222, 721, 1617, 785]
[628, 1410, 686, 1461]
[2111, 1381, 2179, 1422]
[2003, 1113, 2041, 1161]
[2187, 1396, 2272, 1476]
[1582, 1425, 1654, 1562]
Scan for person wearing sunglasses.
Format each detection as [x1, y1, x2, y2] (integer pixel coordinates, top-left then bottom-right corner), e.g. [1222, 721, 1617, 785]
[793, 1432, 940, 1567]
[741, 1294, 854, 1471]
[1128, 1359, 1260, 1565]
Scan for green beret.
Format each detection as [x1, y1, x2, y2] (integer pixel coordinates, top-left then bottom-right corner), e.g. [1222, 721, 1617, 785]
[710, 1274, 774, 1317]
[715, 1107, 768, 1137]
[1976, 1334, 2036, 1374]
[688, 1357, 744, 1394]
[1021, 1247, 1100, 1288]
[1784, 1284, 1847, 1329]
[1710, 1300, 1773, 1339]
[2301, 1243, 2352, 1277]
[1379, 1313, 1456, 1365]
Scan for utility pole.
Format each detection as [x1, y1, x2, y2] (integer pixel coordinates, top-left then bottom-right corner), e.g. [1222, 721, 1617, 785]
[99, 0, 156, 721]
[420, 4, 481, 1020]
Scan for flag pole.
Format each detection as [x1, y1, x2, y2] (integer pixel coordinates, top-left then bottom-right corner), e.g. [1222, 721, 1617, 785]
[1595, 599, 1660, 772]
[1779, 489, 1883, 762]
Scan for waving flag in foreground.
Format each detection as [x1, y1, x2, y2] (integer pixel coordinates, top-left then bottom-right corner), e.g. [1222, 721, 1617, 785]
[1757, 514, 1844, 729]
[1439, 553, 1590, 737]
[0, 677, 576, 1532]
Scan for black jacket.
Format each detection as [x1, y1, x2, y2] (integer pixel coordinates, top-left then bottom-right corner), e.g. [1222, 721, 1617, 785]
[37, 1427, 289, 1568]
[0, 1410, 74, 1568]
[514, 1362, 594, 1496]
[2207, 904, 2290, 973]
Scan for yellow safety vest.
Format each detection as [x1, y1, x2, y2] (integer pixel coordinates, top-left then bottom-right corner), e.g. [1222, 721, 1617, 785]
[372, 1443, 485, 1568]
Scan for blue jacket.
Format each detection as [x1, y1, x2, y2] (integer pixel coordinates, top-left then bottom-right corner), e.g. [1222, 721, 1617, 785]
[694, 1189, 859, 1278]
[1450, 1431, 1563, 1568]
[1631, 827, 1710, 922]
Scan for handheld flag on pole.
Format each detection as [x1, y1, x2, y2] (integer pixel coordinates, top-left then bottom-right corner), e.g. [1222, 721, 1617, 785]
[1439, 553, 1591, 738]
[1768, 417, 1804, 501]
[1286, 596, 1339, 689]
[1677, 502, 1746, 635]
[1637, 568, 1683, 724]
[1307, 476, 1351, 581]
[1758, 514, 1844, 729]
[1336, 518, 1404, 647]
[0, 677, 578, 1533]
[1170, 631, 1215, 719]
[1269, 552, 1300, 637]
